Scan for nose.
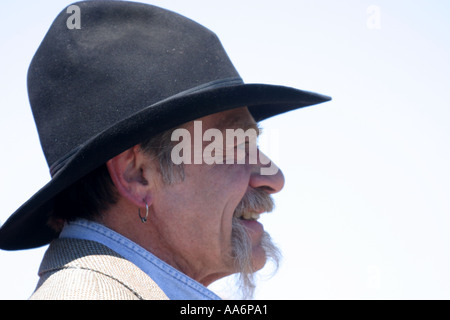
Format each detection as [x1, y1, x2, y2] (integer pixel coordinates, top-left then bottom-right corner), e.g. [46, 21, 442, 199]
[249, 150, 285, 194]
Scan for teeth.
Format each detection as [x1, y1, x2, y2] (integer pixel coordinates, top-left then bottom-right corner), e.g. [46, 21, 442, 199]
[236, 211, 261, 220]
[251, 213, 260, 220]
[243, 211, 253, 220]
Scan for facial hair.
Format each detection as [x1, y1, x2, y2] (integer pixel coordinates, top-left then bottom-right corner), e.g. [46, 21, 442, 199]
[231, 188, 282, 299]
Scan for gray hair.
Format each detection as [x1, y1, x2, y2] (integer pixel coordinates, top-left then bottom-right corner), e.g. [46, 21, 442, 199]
[139, 128, 185, 184]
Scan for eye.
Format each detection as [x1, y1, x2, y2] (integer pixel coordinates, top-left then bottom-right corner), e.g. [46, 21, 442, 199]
[222, 132, 260, 164]
[236, 140, 260, 164]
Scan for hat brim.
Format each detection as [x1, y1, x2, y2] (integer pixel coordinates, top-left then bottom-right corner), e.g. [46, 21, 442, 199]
[0, 83, 331, 250]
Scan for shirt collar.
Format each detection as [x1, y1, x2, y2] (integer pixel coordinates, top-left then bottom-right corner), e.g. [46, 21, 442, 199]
[59, 219, 221, 300]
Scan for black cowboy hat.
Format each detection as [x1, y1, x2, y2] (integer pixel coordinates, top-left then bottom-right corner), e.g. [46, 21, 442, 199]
[0, 0, 331, 250]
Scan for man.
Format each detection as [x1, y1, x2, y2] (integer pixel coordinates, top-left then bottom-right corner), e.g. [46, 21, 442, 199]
[0, 1, 330, 299]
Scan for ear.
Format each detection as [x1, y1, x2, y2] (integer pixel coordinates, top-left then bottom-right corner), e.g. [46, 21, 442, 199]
[106, 146, 152, 208]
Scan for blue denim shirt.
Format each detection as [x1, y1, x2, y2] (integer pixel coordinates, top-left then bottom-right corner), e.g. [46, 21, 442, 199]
[59, 219, 221, 300]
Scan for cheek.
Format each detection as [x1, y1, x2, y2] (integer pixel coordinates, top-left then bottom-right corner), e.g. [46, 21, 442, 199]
[192, 163, 251, 207]
[154, 164, 252, 247]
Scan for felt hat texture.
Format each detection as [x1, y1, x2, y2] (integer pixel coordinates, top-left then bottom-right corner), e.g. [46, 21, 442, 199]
[0, 0, 331, 250]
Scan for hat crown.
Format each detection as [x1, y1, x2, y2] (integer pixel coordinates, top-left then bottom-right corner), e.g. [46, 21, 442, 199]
[28, 0, 241, 170]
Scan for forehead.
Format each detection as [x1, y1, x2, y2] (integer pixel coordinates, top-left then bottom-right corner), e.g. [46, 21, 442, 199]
[201, 107, 260, 133]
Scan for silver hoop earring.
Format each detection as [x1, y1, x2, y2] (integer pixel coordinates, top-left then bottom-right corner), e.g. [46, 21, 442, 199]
[138, 202, 149, 223]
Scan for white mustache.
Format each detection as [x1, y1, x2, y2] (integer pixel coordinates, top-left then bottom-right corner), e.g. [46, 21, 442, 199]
[234, 188, 274, 218]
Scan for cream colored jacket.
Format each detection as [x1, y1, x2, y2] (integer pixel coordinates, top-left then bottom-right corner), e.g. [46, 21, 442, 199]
[30, 238, 168, 300]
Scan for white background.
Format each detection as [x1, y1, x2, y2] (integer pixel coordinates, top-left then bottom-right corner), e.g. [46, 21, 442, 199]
[1, 0, 449, 299]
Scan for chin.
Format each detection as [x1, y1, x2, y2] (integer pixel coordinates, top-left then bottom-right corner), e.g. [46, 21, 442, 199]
[251, 245, 268, 271]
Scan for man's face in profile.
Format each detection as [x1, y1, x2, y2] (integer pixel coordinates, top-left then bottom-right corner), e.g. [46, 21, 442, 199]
[145, 107, 283, 296]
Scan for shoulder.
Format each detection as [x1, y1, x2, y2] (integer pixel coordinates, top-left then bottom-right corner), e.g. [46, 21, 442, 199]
[30, 238, 168, 300]
[30, 266, 140, 300]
